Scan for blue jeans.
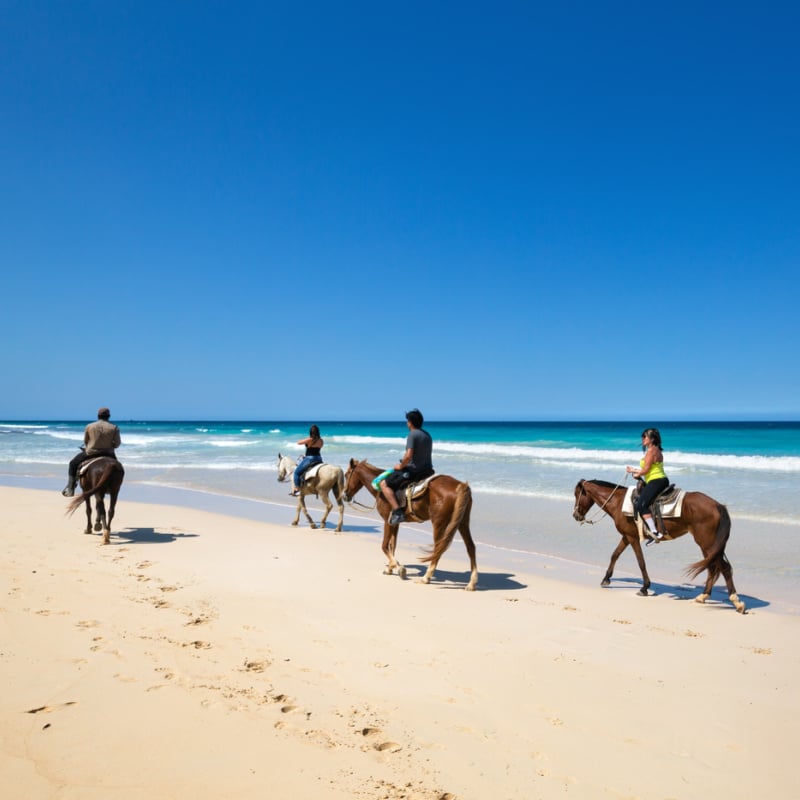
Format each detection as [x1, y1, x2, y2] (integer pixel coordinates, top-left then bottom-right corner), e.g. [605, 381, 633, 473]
[294, 456, 322, 489]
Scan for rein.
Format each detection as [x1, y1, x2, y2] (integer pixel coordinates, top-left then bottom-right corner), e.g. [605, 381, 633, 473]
[576, 475, 629, 525]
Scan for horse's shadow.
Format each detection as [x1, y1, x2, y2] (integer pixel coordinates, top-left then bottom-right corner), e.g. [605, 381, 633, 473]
[606, 576, 769, 610]
[102, 527, 199, 545]
[402, 563, 526, 592]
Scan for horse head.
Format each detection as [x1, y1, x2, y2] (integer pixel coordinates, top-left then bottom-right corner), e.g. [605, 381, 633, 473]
[343, 458, 362, 502]
[277, 453, 295, 482]
[573, 480, 593, 522]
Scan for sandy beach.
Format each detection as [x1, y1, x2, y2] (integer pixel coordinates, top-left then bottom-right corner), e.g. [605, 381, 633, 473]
[1, 486, 798, 799]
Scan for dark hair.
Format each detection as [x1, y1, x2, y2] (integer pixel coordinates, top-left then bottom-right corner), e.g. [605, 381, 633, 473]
[641, 427, 662, 448]
[309, 424, 320, 439]
[405, 408, 424, 428]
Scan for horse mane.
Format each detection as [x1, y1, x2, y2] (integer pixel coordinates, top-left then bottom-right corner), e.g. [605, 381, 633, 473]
[586, 479, 623, 490]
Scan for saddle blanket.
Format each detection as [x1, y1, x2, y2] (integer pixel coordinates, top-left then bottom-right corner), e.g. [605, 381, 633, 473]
[303, 463, 325, 481]
[622, 485, 686, 518]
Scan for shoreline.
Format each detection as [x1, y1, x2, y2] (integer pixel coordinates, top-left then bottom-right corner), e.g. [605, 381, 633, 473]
[3, 474, 798, 615]
[2, 485, 799, 799]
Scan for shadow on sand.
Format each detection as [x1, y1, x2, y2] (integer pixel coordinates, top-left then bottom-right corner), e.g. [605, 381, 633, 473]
[92, 527, 200, 546]
[602, 576, 768, 610]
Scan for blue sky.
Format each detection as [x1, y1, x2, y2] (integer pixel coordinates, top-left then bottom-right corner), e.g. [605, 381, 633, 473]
[2, 2, 798, 421]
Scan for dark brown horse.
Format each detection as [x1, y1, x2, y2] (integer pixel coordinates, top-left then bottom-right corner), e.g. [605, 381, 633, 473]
[66, 457, 125, 545]
[573, 479, 744, 612]
[344, 459, 478, 590]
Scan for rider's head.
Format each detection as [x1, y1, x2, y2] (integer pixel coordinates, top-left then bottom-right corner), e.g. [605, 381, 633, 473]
[641, 427, 662, 448]
[97, 407, 111, 421]
[405, 408, 424, 428]
[309, 424, 320, 439]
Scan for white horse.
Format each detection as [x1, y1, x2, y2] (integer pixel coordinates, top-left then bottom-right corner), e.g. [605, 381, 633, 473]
[277, 453, 345, 532]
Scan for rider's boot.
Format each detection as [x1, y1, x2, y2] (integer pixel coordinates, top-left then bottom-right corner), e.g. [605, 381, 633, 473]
[62, 477, 77, 497]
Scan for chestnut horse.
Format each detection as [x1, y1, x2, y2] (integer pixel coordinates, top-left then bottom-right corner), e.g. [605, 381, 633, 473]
[66, 457, 125, 545]
[344, 459, 478, 590]
[573, 479, 745, 613]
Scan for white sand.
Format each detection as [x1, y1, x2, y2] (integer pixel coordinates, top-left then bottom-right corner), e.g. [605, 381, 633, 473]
[1, 486, 798, 799]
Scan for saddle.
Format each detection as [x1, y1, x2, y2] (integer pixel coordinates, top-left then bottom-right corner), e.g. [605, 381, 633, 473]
[78, 456, 114, 476]
[623, 483, 685, 542]
[397, 474, 438, 522]
[301, 463, 325, 483]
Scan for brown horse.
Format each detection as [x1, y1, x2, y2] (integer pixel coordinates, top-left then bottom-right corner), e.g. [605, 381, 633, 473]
[573, 479, 745, 613]
[66, 457, 125, 545]
[344, 459, 478, 590]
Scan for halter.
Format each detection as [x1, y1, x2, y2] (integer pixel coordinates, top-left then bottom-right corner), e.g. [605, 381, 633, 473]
[574, 475, 629, 525]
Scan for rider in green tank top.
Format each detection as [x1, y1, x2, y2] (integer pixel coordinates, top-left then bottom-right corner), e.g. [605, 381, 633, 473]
[626, 427, 669, 540]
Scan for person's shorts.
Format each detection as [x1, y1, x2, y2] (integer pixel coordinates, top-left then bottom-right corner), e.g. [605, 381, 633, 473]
[385, 468, 433, 490]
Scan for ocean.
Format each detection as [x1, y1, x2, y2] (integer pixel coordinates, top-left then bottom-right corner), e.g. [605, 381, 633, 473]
[2, 419, 799, 609]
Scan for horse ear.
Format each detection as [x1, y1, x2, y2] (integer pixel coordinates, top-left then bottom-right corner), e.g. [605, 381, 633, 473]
[278, 452, 282, 459]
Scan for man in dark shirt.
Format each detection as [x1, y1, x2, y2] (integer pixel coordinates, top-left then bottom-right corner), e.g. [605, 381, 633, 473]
[62, 407, 121, 496]
[380, 408, 434, 525]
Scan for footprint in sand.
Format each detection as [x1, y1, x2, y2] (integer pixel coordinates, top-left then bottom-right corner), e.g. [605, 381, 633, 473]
[76, 620, 100, 628]
[241, 659, 270, 673]
[373, 741, 403, 753]
[27, 701, 77, 714]
[183, 640, 211, 650]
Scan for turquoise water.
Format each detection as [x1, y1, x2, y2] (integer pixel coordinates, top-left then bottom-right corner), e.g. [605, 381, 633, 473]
[2, 419, 799, 608]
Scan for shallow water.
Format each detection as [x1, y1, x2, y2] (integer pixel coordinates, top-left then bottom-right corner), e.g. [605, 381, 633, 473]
[2, 419, 798, 612]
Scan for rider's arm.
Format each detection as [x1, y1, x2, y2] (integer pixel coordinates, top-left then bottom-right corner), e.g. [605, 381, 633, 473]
[395, 448, 413, 470]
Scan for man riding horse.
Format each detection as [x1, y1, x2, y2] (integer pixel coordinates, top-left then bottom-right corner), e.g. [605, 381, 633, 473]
[379, 408, 434, 526]
[62, 407, 121, 497]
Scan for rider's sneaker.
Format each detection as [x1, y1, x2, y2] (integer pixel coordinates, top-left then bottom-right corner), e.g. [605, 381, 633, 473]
[389, 509, 405, 525]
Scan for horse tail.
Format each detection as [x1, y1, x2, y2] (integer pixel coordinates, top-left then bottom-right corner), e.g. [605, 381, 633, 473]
[334, 466, 345, 502]
[685, 502, 731, 580]
[421, 481, 471, 565]
[65, 461, 121, 516]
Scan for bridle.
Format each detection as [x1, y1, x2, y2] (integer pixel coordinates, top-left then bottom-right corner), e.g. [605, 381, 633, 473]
[574, 476, 629, 525]
[343, 462, 379, 511]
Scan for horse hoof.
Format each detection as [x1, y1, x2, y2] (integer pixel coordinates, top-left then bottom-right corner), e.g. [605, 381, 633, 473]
[398, 567, 407, 580]
[94, 521, 103, 532]
[637, 588, 649, 597]
[310, 524, 317, 530]
[601, 579, 611, 587]
[695, 594, 708, 605]
[291, 522, 298, 527]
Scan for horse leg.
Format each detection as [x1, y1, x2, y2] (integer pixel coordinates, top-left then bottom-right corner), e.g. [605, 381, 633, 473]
[83, 497, 93, 535]
[334, 491, 344, 533]
[459, 518, 479, 591]
[94, 495, 107, 532]
[695, 551, 745, 611]
[299, 493, 317, 529]
[381, 521, 406, 578]
[602, 536, 629, 587]
[104, 492, 118, 545]
[318, 490, 332, 529]
[629, 539, 652, 596]
[717, 555, 745, 613]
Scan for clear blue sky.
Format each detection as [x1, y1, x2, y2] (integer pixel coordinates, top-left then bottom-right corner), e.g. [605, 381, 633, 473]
[2, 2, 798, 421]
